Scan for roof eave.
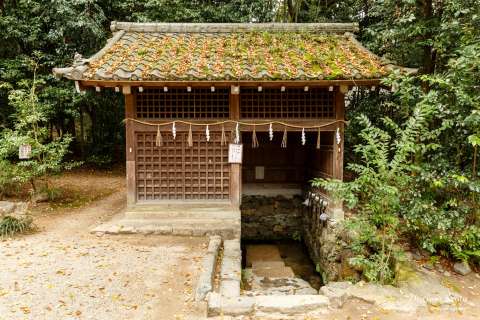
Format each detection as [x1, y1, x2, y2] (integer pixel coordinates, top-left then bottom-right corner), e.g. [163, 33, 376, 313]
[78, 79, 383, 88]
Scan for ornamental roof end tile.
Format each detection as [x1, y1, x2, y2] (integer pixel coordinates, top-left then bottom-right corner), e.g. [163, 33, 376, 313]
[53, 22, 416, 84]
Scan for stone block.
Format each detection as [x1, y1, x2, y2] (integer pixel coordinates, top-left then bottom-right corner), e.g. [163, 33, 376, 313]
[348, 283, 426, 313]
[246, 244, 282, 266]
[207, 236, 222, 253]
[104, 225, 120, 234]
[255, 295, 330, 314]
[172, 227, 194, 236]
[195, 236, 222, 301]
[137, 225, 154, 235]
[319, 281, 352, 306]
[118, 225, 135, 234]
[398, 269, 463, 306]
[192, 228, 207, 237]
[153, 225, 173, 235]
[220, 256, 241, 281]
[220, 279, 241, 298]
[453, 261, 472, 276]
[223, 239, 241, 257]
[252, 265, 295, 278]
[207, 293, 254, 317]
[0, 201, 15, 216]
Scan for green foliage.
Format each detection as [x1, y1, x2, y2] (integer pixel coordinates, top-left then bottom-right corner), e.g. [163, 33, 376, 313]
[0, 57, 78, 192]
[0, 159, 22, 199]
[313, 100, 434, 283]
[0, 215, 34, 237]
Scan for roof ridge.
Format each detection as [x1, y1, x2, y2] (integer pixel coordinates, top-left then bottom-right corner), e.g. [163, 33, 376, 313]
[110, 22, 359, 34]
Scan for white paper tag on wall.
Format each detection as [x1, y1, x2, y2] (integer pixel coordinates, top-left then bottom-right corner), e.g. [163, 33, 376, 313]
[255, 166, 265, 180]
[228, 143, 243, 164]
[19, 144, 32, 160]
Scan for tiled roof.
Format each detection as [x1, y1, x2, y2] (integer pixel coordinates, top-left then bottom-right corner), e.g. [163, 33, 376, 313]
[54, 22, 397, 82]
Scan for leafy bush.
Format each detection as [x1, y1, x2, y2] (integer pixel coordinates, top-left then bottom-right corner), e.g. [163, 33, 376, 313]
[0, 57, 79, 194]
[0, 159, 21, 199]
[313, 100, 435, 284]
[0, 215, 34, 237]
[402, 168, 480, 262]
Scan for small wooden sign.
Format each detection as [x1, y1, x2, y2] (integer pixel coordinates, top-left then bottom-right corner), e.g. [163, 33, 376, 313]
[228, 143, 243, 164]
[19, 144, 32, 160]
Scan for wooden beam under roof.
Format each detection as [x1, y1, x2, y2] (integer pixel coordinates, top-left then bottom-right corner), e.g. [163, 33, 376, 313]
[80, 79, 381, 89]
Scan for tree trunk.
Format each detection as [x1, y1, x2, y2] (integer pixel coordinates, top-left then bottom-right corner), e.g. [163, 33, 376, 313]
[79, 105, 85, 159]
[420, 0, 436, 76]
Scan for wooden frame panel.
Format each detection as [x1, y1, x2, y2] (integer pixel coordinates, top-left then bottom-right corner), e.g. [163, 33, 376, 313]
[135, 131, 230, 201]
[240, 87, 335, 119]
[135, 87, 229, 119]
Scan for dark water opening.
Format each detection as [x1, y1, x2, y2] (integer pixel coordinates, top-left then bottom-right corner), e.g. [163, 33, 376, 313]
[241, 239, 322, 290]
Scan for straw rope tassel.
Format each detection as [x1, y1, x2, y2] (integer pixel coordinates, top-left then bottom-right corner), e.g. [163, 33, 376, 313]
[187, 124, 193, 147]
[221, 125, 226, 146]
[155, 125, 163, 147]
[252, 125, 259, 148]
[235, 122, 240, 144]
[281, 127, 287, 148]
[316, 128, 321, 149]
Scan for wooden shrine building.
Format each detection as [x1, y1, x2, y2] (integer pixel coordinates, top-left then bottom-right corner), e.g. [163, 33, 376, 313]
[54, 22, 399, 222]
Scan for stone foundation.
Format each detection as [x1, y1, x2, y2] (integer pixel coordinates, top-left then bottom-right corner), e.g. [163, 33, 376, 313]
[302, 218, 359, 282]
[241, 195, 304, 240]
[241, 194, 357, 282]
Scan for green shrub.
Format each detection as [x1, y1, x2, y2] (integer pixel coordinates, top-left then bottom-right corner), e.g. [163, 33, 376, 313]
[0, 215, 34, 237]
[402, 168, 480, 263]
[313, 103, 434, 284]
[0, 159, 19, 199]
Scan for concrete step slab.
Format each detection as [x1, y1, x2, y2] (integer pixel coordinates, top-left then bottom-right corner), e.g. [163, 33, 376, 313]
[245, 245, 283, 266]
[252, 265, 295, 278]
[251, 261, 286, 269]
[91, 218, 240, 239]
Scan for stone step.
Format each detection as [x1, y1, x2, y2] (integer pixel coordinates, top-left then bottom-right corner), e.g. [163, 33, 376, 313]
[251, 261, 286, 269]
[245, 245, 283, 267]
[91, 218, 240, 239]
[125, 203, 240, 220]
[252, 265, 296, 278]
[125, 210, 240, 220]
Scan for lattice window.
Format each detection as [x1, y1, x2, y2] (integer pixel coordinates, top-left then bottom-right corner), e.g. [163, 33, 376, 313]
[240, 87, 335, 119]
[136, 88, 230, 119]
[135, 131, 230, 201]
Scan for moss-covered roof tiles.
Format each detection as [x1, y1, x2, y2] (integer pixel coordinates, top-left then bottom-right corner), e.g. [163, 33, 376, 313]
[54, 22, 394, 82]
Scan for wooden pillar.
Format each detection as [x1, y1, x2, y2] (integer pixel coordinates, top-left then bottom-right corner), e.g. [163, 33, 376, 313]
[334, 86, 346, 181]
[229, 85, 241, 207]
[124, 86, 136, 206]
[330, 86, 347, 221]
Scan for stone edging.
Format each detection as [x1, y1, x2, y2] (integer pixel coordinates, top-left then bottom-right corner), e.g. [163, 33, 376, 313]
[195, 235, 222, 301]
[219, 239, 242, 298]
[207, 293, 329, 317]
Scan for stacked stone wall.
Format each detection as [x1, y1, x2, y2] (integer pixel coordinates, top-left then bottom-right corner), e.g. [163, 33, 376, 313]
[241, 195, 303, 240]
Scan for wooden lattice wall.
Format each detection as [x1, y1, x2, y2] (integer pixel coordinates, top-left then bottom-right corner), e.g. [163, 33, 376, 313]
[240, 87, 335, 119]
[135, 131, 230, 201]
[135, 88, 230, 119]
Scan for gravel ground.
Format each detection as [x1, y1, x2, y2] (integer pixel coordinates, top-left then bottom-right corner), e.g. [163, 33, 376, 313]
[0, 171, 208, 320]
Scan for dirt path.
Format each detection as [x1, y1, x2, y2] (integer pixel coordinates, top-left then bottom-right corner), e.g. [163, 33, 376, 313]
[0, 171, 208, 320]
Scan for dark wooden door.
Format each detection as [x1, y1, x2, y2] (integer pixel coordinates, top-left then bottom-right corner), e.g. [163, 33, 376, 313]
[135, 131, 230, 201]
